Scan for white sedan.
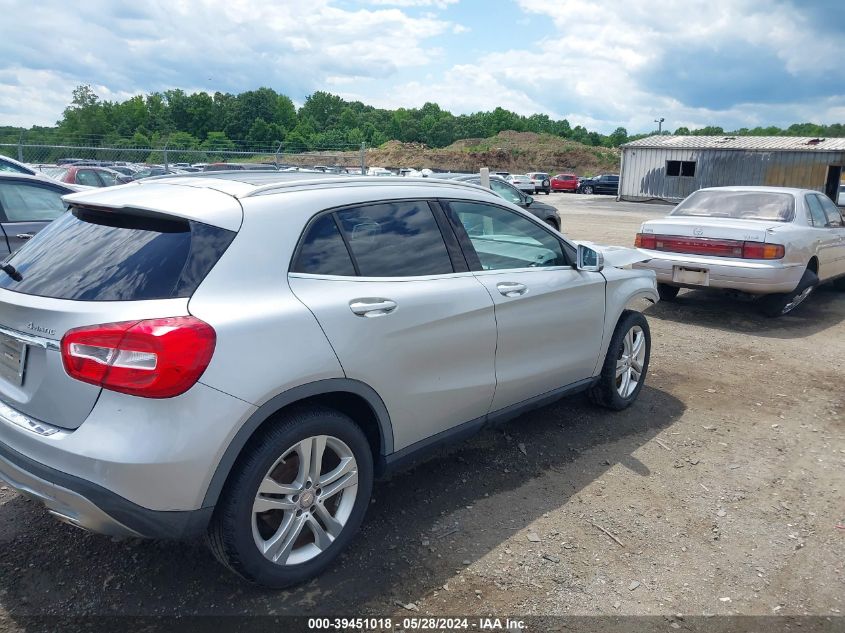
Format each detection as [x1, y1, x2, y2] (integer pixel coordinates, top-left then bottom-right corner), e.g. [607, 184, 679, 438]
[506, 174, 536, 193]
[633, 186, 845, 316]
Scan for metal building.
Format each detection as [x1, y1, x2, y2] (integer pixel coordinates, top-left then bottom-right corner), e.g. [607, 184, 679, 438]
[618, 135, 845, 203]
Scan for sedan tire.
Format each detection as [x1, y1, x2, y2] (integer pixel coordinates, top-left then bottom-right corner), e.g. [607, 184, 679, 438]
[759, 268, 818, 317]
[657, 283, 680, 301]
[207, 406, 373, 588]
[588, 310, 651, 410]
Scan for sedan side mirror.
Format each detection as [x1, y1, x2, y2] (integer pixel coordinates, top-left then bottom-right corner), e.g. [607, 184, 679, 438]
[576, 244, 604, 272]
[523, 195, 534, 206]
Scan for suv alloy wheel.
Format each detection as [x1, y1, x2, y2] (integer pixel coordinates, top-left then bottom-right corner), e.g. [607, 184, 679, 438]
[208, 406, 373, 587]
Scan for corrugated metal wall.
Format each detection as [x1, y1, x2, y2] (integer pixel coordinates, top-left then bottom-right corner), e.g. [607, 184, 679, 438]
[618, 148, 845, 201]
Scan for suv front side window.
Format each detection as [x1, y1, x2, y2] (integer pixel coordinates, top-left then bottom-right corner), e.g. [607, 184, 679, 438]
[447, 200, 569, 270]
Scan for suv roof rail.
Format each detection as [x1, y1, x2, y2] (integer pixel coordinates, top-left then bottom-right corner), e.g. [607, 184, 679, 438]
[243, 175, 493, 198]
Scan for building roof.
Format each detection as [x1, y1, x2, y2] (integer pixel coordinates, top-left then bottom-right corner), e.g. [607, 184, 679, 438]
[622, 135, 845, 152]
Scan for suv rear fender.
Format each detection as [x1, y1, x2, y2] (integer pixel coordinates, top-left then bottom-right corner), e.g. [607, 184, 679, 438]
[201, 378, 393, 508]
[592, 267, 658, 376]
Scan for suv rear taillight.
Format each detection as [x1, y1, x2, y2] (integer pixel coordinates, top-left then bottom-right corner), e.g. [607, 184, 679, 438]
[61, 316, 216, 398]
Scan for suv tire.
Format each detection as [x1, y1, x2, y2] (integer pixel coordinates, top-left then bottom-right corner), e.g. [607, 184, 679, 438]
[588, 310, 651, 410]
[582, 185, 594, 194]
[207, 406, 373, 588]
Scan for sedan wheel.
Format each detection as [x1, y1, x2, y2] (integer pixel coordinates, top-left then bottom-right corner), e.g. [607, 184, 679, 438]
[759, 268, 818, 317]
[779, 286, 813, 315]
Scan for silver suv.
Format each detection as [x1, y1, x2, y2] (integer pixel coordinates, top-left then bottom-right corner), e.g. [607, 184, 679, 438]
[0, 172, 657, 587]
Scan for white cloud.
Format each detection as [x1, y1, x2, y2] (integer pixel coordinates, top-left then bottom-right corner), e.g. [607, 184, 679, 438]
[0, 0, 842, 134]
[0, 0, 461, 125]
[365, 0, 459, 7]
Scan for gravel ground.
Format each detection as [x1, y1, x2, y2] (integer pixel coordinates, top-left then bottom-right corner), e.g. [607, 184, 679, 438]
[1, 194, 843, 629]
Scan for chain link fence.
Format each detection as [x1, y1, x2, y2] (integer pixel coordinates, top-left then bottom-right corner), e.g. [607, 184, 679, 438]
[0, 139, 369, 173]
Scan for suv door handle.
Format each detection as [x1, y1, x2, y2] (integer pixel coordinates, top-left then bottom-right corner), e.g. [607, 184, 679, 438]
[15, 233, 34, 240]
[496, 282, 528, 297]
[349, 298, 397, 317]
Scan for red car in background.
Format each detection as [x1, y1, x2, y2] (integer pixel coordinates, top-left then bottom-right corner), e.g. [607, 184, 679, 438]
[41, 165, 131, 187]
[551, 173, 579, 193]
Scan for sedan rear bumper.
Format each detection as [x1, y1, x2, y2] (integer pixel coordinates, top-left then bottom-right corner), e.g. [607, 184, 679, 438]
[634, 251, 805, 294]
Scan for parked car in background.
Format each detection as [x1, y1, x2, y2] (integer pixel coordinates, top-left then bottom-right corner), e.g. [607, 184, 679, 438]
[526, 172, 551, 195]
[578, 174, 619, 195]
[0, 171, 657, 588]
[0, 173, 80, 254]
[447, 174, 562, 230]
[634, 186, 845, 316]
[838, 184, 844, 205]
[551, 173, 579, 193]
[45, 165, 131, 187]
[203, 163, 278, 172]
[0, 156, 37, 176]
[108, 165, 141, 177]
[506, 174, 535, 193]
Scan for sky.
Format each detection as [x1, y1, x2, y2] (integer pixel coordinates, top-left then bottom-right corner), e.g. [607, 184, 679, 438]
[1, 0, 843, 134]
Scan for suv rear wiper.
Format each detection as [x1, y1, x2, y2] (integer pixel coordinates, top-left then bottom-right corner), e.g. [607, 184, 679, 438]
[1, 264, 22, 282]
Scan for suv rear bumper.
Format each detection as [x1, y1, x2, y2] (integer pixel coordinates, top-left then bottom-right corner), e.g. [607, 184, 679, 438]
[0, 440, 211, 538]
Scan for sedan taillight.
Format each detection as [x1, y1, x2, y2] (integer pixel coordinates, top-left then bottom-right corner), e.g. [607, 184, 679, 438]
[61, 316, 216, 398]
[635, 233, 785, 260]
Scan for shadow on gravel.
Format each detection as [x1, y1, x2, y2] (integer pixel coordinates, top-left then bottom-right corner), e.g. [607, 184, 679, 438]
[645, 285, 845, 338]
[0, 385, 684, 623]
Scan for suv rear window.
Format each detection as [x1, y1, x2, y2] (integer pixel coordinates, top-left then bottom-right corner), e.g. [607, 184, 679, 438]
[0, 207, 235, 301]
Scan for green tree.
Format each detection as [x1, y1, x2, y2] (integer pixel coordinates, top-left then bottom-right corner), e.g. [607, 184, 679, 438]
[607, 127, 628, 147]
[59, 85, 109, 141]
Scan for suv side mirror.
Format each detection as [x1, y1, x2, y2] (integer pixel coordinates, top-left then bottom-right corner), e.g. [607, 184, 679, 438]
[576, 244, 604, 272]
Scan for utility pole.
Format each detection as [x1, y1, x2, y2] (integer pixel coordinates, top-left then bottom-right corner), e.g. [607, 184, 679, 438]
[654, 117, 665, 134]
[360, 142, 366, 175]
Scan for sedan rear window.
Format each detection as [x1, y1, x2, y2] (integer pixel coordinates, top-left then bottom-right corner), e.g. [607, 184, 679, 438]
[671, 191, 795, 222]
[0, 207, 235, 301]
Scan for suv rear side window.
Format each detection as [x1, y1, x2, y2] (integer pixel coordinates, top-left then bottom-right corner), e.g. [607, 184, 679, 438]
[292, 214, 356, 276]
[335, 201, 453, 277]
[0, 207, 235, 301]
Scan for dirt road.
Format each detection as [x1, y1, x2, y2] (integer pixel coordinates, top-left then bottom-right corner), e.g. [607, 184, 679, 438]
[1, 195, 842, 629]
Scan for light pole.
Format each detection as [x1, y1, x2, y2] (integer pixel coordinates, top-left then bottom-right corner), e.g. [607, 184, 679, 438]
[654, 117, 665, 134]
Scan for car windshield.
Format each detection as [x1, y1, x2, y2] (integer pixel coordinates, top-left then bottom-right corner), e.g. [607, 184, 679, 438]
[41, 166, 68, 179]
[671, 190, 795, 222]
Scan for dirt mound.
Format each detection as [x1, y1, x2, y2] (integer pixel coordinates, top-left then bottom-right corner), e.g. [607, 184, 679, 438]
[278, 131, 620, 176]
[370, 131, 620, 175]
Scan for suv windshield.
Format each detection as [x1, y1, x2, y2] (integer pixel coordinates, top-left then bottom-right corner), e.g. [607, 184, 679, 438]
[671, 190, 795, 222]
[0, 207, 236, 300]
